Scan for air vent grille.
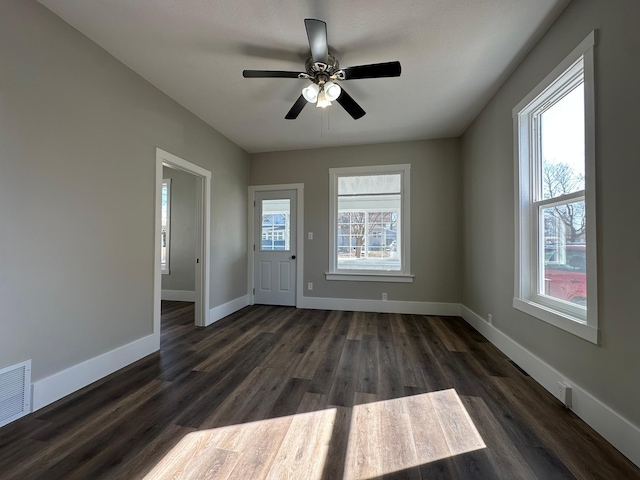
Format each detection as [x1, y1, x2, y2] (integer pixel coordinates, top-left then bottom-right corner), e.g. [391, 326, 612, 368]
[0, 360, 31, 428]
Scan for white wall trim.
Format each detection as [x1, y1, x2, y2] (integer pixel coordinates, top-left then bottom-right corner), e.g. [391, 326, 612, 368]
[31, 334, 156, 412]
[208, 294, 250, 326]
[156, 147, 211, 335]
[161, 290, 196, 302]
[298, 297, 461, 316]
[460, 305, 640, 468]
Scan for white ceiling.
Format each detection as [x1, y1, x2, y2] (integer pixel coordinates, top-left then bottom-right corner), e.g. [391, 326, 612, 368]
[39, 0, 567, 153]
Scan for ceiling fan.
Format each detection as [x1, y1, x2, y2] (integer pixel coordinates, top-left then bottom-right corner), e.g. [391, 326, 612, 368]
[242, 19, 401, 120]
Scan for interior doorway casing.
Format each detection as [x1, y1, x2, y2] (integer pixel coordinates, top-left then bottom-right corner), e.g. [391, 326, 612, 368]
[248, 184, 304, 308]
[154, 148, 211, 349]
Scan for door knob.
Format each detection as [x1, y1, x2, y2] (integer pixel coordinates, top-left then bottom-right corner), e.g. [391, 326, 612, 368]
[291, 255, 296, 259]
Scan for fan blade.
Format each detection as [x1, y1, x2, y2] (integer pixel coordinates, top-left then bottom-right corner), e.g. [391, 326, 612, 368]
[304, 19, 329, 64]
[336, 88, 366, 120]
[340, 61, 401, 80]
[285, 95, 308, 119]
[243, 70, 302, 78]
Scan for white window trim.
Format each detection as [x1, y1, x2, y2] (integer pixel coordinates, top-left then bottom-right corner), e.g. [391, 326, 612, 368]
[327, 164, 413, 283]
[513, 31, 598, 344]
[161, 178, 171, 275]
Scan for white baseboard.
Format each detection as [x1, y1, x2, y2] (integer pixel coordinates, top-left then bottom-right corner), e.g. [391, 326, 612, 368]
[460, 305, 640, 468]
[298, 296, 461, 316]
[208, 294, 250, 326]
[161, 290, 196, 302]
[31, 334, 156, 412]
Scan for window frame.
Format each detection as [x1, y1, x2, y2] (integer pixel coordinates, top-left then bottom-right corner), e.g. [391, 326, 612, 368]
[161, 178, 171, 274]
[513, 31, 598, 343]
[327, 164, 413, 283]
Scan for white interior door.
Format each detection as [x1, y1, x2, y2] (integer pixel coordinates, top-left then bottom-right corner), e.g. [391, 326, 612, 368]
[254, 190, 297, 306]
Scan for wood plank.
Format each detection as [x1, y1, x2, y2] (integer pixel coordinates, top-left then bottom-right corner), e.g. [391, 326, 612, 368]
[320, 405, 352, 480]
[291, 320, 340, 380]
[405, 391, 452, 465]
[427, 315, 468, 352]
[389, 312, 407, 334]
[378, 396, 421, 480]
[143, 440, 240, 480]
[265, 393, 334, 480]
[347, 311, 365, 340]
[307, 334, 347, 395]
[377, 339, 404, 400]
[225, 415, 294, 480]
[362, 312, 378, 336]
[343, 392, 382, 480]
[355, 334, 379, 395]
[327, 339, 361, 407]
[391, 330, 428, 389]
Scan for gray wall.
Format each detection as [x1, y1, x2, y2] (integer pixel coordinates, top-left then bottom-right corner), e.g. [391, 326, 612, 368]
[0, 0, 249, 381]
[461, 0, 640, 426]
[162, 167, 196, 293]
[250, 139, 462, 303]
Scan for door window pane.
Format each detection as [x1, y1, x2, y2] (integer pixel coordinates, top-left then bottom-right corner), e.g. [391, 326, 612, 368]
[261, 199, 291, 251]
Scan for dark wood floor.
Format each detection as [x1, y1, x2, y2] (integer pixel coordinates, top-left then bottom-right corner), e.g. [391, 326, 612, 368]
[1, 302, 638, 479]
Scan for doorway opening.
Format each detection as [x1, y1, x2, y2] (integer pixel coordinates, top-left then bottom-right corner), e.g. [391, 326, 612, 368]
[154, 148, 211, 349]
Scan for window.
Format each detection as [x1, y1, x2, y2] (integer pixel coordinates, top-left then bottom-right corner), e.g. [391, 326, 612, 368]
[513, 32, 597, 343]
[161, 179, 171, 274]
[261, 199, 291, 251]
[327, 164, 412, 282]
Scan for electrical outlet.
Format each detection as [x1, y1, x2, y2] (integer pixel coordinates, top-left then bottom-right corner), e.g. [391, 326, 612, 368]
[558, 381, 572, 408]
[308, 282, 313, 291]
[382, 293, 388, 301]
[308, 232, 313, 240]
[487, 314, 493, 324]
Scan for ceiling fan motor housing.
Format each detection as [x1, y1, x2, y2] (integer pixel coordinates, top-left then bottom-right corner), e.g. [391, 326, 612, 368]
[305, 55, 340, 81]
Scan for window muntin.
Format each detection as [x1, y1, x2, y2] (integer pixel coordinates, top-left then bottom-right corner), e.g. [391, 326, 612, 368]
[328, 165, 411, 280]
[161, 179, 171, 274]
[513, 32, 597, 342]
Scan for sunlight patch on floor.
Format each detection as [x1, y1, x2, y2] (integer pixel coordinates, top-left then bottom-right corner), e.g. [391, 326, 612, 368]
[143, 405, 336, 480]
[344, 389, 486, 479]
[143, 389, 484, 479]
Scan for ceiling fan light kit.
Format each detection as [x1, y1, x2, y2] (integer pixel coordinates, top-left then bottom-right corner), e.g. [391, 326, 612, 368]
[242, 18, 401, 120]
[323, 81, 341, 101]
[302, 83, 320, 103]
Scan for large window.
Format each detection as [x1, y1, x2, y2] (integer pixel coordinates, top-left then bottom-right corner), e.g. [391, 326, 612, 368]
[327, 164, 412, 282]
[513, 32, 597, 343]
[161, 179, 171, 274]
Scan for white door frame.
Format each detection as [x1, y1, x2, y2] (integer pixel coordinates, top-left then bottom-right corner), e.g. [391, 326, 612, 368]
[154, 148, 211, 349]
[248, 184, 304, 308]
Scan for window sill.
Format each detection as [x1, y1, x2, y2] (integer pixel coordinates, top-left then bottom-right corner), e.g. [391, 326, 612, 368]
[513, 297, 599, 344]
[325, 272, 414, 283]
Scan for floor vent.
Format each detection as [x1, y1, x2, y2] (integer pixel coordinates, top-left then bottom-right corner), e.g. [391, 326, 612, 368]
[0, 360, 31, 428]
